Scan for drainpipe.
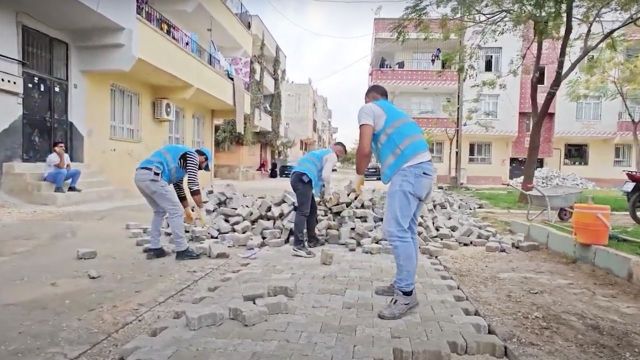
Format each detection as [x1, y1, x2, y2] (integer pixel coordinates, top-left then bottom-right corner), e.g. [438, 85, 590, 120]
[553, 147, 562, 173]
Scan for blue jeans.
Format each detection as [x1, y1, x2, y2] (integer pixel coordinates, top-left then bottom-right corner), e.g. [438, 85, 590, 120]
[134, 169, 188, 252]
[383, 161, 434, 292]
[44, 168, 81, 188]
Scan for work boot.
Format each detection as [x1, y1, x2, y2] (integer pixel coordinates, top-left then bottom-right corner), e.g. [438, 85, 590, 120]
[54, 187, 65, 193]
[374, 283, 396, 296]
[307, 238, 325, 248]
[291, 245, 315, 258]
[175, 247, 201, 260]
[67, 186, 82, 192]
[378, 289, 419, 320]
[146, 247, 167, 259]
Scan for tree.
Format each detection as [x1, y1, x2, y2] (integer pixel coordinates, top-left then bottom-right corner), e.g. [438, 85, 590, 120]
[567, 37, 640, 170]
[395, 0, 640, 193]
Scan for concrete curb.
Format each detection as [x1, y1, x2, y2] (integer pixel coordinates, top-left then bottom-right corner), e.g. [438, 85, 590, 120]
[479, 209, 628, 216]
[438, 259, 521, 360]
[510, 220, 640, 285]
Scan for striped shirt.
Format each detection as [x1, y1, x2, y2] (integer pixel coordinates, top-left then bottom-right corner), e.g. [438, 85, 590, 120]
[173, 151, 201, 201]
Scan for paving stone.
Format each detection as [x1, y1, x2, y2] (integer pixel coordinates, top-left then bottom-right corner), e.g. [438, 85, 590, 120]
[87, 269, 101, 279]
[228, 216, 244, 226]
[233, 221, 252, 234]
[253, 220, 274, 236]
[410, 339, 453, 359]
[461, 332, 506, 357]
[255, 295, 290, 314]
[117, 335, 154, 359]
[135, 237, 151, 246]
[299, 331, 337, 345]
[266, 238, 285, 247]
[320, 249, 334, 265]
[228, 300, 268, 326]
[485, 242, 500, 252]
[125, 222, 143, 230]
[441, 241, 459, 250]
[263, 229, 282, 240]
[457, 236, 472, 246]
[362, 244, 382, 254]
[242, 284, 267, 302]
[426, 246, 444, 257]
[185, 305, 225, 331]
[327, 229, 340, 244]
[209, 244, 230, 259]
[519, 241, 540, 252]
[247, 236, 263, 250]
[472, 239, 488, 247]
[76, 248, 97, 260]
[236, 207, 252, 219]
[268, 281, 297, 298]
[129, 229, 145, 238]
[452, 315, 488, 334]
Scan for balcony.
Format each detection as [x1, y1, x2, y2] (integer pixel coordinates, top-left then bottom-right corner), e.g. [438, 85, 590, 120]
[223, 0, 252, 31]
[254, 64, 276, 94]
[253, 109, 272, 132]
[135, 3, 250, 112]
[370, 68, 458, 90]
[619, 108, 640, 122]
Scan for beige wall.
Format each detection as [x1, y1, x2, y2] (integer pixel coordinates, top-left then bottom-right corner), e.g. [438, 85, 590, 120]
[84, 73, 215, 192]
[550, 138, 631, 183]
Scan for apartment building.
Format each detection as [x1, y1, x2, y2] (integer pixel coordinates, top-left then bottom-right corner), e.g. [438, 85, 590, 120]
[0, 0, 252, 192]
[369, 18, 634, 186]
[281, 81, 334, 163]
[214, 13, 287, 180]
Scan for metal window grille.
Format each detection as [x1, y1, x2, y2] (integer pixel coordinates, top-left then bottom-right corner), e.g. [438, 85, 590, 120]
[110, 84, 140, 141]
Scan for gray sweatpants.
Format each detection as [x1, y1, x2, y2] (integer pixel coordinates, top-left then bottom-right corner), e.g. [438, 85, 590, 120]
[134, 169, 188, 252]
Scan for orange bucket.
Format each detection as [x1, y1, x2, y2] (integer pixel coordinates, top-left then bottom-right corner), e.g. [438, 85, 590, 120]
[571, 203, 611, 246]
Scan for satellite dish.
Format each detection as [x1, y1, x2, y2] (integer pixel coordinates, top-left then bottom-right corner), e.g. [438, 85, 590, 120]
[373, 5, 382, 17]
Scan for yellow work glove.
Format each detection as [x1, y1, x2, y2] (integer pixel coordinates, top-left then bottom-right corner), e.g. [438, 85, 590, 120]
[354, 175, 365, 194]
[184, 207, 194, 224]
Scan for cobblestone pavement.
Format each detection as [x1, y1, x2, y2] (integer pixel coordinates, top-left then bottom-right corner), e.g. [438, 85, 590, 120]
[118, 245, 505, 360]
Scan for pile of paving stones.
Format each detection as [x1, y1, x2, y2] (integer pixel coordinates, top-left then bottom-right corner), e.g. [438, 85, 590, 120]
[510, 167, 596, 189]
[125, 182, 538, 257]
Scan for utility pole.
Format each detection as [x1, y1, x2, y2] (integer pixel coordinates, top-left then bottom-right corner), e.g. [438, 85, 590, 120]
[452, 30, 464, 188]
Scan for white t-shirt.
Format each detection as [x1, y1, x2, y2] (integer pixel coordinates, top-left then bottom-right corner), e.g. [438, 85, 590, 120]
[357, 102, 431, 167]
[44, 152, 71, 177]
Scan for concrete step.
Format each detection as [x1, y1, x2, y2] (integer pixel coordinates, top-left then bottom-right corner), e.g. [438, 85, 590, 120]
[23, 170, 102, 182]
[26, 178, 111, 192]
[3, 162, 89, 174]
[22, 186, 129, 206]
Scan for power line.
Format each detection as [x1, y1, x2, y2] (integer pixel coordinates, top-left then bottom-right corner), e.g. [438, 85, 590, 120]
[314, 54, 371, 82]
[265, 0, 372, 39]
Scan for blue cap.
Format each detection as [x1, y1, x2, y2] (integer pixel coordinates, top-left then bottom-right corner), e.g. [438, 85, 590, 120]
[198, 147, 212, 171]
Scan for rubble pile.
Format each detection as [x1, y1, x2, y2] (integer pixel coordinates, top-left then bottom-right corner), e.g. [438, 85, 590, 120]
[127, 182, 535, 257]
[509, 168, 596, 189]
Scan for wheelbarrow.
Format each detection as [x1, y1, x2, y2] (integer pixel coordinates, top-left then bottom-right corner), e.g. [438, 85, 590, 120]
[509, 184, 583, 223]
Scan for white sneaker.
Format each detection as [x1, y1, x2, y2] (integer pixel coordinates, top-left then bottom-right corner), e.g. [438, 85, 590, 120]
[291, 245, 315, 258]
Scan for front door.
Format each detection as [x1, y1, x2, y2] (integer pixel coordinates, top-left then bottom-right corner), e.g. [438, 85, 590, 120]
[21, 26, 69, 162]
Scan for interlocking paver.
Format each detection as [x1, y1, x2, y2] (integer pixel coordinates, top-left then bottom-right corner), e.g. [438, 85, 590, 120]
[115, 245, 505, 360]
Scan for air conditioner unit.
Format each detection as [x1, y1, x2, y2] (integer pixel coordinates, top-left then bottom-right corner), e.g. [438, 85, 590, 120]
[154, 99, 175, 121]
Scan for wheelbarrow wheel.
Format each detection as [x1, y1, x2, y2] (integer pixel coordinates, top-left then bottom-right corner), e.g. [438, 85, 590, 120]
[557, 208, 572, 222]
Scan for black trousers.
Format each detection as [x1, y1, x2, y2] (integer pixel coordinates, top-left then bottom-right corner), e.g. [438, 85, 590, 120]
[290, 172, 318, 247]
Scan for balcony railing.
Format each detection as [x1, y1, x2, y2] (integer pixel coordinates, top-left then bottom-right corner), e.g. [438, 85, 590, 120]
[619, 108, 640, 121]
[137, 2, 225, 71]
[223, 0, 251, 31]
[370, 68, 458, 86]
[378, 58, 445, 71]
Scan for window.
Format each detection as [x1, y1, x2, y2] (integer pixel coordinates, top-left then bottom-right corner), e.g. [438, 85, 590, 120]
[411, 97, 434, 116]
[469, 142, 492, 164]
[192, 113, 204, 148]
[614, 144, 632, 167]
[479, 94, 499, 119]
[536, 66, 546, 86]
[109, 84, 140, 141]
[576, 96, 602, 121]
[169, 107, 184, 144]
[430, 141, 444, 163]
[480, 47, 501, 73]
[564, 144, 589, 166]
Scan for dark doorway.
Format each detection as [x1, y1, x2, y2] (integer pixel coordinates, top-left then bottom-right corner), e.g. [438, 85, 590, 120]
[509, 158, 544, 179]
[21, 26, 69, 162]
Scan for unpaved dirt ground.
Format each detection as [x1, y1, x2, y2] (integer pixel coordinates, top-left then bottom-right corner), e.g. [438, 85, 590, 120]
[441, 247, 640, 360]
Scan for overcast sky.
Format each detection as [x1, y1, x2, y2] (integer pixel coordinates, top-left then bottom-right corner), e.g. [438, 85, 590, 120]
[243, 0, 410, 148]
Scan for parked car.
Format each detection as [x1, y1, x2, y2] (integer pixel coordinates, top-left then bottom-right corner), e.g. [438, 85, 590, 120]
[279, 164, 294, 178]
[364, 163, 381, 180]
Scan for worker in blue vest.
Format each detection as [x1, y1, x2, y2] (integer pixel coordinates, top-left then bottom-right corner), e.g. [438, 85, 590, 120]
[135, 144, 212, 261]
[290, 142, 347, 258]
[355, 85, 434, 320]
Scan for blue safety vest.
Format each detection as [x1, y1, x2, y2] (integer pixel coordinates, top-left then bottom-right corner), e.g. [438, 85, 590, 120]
[138, 144, 193, 184]
[372, 99, 429, 184]
[292, 148, 332, 195]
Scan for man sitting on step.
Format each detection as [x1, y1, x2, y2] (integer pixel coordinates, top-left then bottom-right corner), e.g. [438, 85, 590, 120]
[43, 141, 82, 193]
